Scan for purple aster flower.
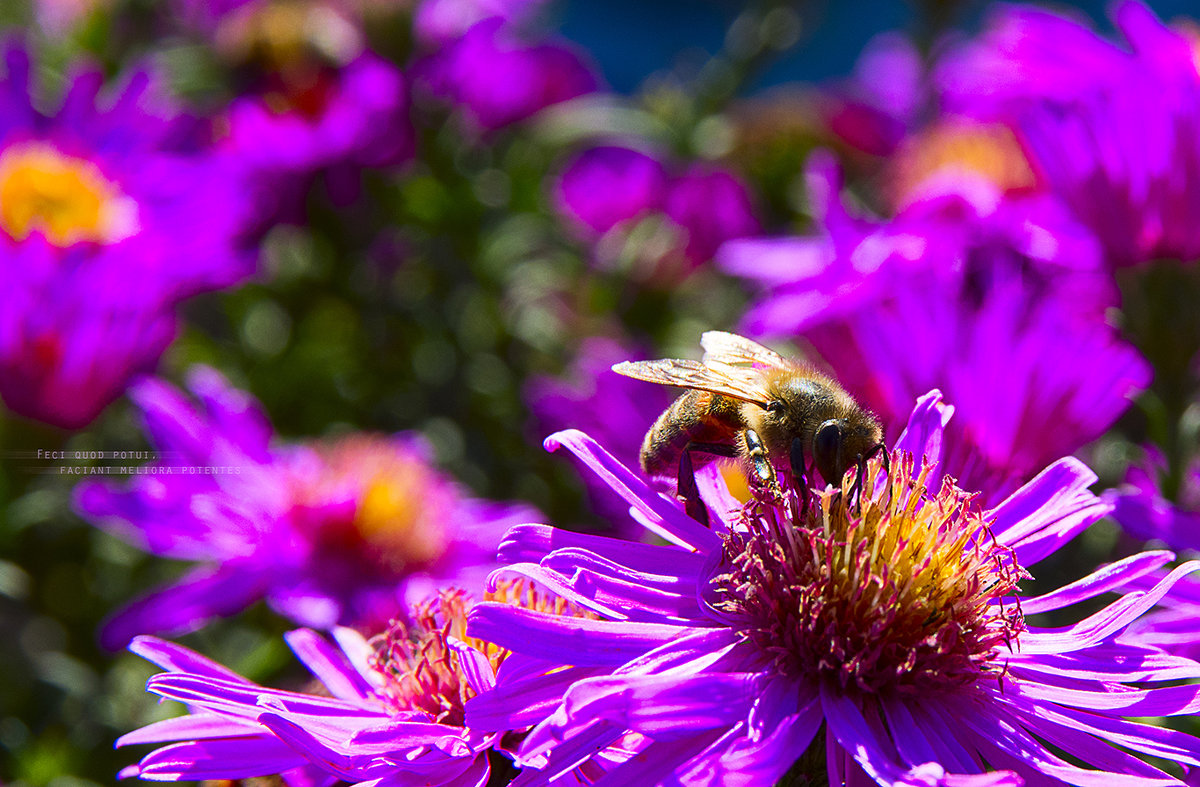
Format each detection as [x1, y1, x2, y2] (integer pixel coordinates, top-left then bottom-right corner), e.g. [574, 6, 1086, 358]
[662, 165, 762, 271]
[553, 145, 760, 280]
[119, 585, 622, 784]
[554, 146, 669, 236]
[220, 50, 413, 216]
[720, 153, 1145, 504]
[74, 366, 538, 649]
[416, 18, 597, 131]
[465, 395, 1200, 785]
[822, 31, 924, 158]
[936, 1, 1200, 266]
[0, 44, 255, 428]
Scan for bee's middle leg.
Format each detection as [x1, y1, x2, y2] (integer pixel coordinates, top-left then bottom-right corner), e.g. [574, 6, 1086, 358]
[678, 442, 737, 526]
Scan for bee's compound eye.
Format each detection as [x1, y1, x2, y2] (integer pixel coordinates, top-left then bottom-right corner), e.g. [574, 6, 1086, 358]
[814, 420, 842, 454]
[813, 420, 845, 485]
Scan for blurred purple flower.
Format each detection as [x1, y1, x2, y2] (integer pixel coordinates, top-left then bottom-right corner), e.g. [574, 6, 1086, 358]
[526, 337, 674, 528]
[0, 45, 255, 428]
[417, 18, 597, 131]
[937, 0, 1200, 266]
[554, 145, 760, 279]
[663, 165, 762, 269]
[465, 400, 1200, 785]
[413, 0, 546, 46]
[720, 153, 1146, 504]
[887, 117, 1040, 211]
[74, 367, 537, 649]
[554, 146, 669, 236]
[1104, 445, 1200, 551]
[221, 51, 413, 217]
[822, 31, 924, 157]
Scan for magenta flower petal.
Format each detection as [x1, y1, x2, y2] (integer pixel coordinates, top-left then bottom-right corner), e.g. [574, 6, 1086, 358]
[498, 524, 707, 576]
[283, 628, 376, 702]
[663, 165, 761, 266]
[128, 635, 254, 681]
[100, 563, 272, 651]
[1020, 551, 1174, 615]
[1018, 561, 1200, 655]
[543, 429, 720, 552]
[469, 603, 703, 667]
[417, 18, 597, 131]
[120, 586, 621, 785]
[130, 737, 310, 781]
[116, 714, 261, 747]
[986, 456, 1111, 565]
[560, 672, 760, 738]
[892, 389, 953, 482]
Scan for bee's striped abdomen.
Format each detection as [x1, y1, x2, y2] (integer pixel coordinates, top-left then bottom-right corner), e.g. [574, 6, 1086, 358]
[640, 391, 741, 477]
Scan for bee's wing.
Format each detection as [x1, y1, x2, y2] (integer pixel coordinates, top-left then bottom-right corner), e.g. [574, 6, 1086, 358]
[700, 331, 787, 368]
[612, 358, 771, 406]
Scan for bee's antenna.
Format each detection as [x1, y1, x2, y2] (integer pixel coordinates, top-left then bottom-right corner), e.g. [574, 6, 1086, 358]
[850, 453, 867, 516]
[866, 442, 891, 506]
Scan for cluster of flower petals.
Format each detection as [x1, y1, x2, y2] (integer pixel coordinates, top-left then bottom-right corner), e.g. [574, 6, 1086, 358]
[0, 43, 256, 428]
[75, 367, 537, 648]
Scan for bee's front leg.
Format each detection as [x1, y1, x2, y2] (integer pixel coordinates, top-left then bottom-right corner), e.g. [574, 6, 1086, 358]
[743, 429, 783, 502]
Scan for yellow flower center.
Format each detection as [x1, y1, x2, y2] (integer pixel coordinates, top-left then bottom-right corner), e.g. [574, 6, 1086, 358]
[0, 143, 138, 246]
[353, 464, 447, 570]
[710, 453, 1026, 697]
[296, 435, 452, 574]
[371, 581, 596, 725]
[889, 120, 1037, 208]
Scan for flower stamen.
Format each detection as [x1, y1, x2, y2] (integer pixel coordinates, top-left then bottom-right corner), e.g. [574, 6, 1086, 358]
[708, 453, 1027, 697]
[370, 581, 597, 725]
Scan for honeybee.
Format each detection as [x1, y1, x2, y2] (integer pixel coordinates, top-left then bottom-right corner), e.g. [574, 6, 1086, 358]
[614, 332, 884, 516]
